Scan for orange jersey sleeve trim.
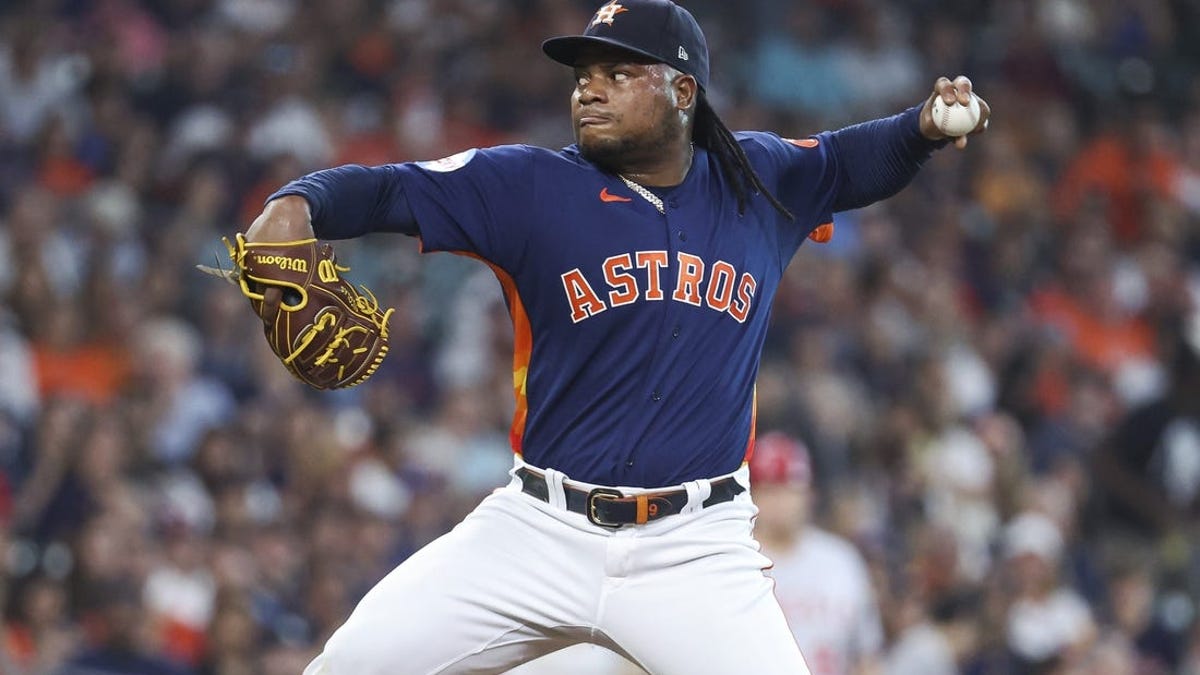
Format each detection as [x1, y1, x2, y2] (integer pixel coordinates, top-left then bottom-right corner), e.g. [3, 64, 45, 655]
[808, 222, 834, 243]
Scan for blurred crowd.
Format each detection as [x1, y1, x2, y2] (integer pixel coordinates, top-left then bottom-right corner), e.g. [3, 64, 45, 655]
[1, 0, 1200, 673]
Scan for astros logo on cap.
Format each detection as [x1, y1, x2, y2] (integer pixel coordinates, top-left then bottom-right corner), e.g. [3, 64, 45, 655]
[592, 2, 628, 26]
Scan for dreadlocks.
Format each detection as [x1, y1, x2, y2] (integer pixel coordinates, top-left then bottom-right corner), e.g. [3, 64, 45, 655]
[694, 96, 793, 220]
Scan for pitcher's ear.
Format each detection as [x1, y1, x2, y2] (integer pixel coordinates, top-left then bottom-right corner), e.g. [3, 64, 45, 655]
[674, 73, 698, 111]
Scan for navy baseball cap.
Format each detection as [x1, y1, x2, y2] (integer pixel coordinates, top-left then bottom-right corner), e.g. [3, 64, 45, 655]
[542, 0, 710, 91]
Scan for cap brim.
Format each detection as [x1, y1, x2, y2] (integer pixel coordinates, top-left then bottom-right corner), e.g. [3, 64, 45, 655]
[542, 35, 663, 68]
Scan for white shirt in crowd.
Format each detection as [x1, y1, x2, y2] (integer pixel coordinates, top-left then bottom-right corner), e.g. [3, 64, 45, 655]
[767, 527, 884, 675]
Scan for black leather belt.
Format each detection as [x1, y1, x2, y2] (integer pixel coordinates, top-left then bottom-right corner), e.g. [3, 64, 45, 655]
[516, 466, 745, 528]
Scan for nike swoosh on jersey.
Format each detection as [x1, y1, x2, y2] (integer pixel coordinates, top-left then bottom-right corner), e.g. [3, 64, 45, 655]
[599, 187, 633, 203]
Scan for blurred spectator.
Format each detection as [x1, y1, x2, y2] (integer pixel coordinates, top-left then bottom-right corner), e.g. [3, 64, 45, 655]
[197, 590, 260, 675]
[142, 523, 216, 667]
[1029, 219, 1159, 401]
[1052, 104, 1181, 248]
[747, 4, 852, 125]
[1094, 316, 1200, 540]
[127, 316, 235, 466]
[0, 24, 88, 144]
[884, 587, 982, 675]
[30, 297, 131, 407]
[1, 574, 78, 675]
[1001, 510, 1097, 671]
[65, 578, 193, 675]
[10, 397, 92, 542]
[1104, 553, 1180, 673]
[751, 431, 883, 675]
[835, 5, 923, 118]
[0, 310, 37, 425]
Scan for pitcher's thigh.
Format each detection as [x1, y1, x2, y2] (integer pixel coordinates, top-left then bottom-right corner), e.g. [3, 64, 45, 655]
[605, 549, 811, 674]
[306, 494, 599, 674]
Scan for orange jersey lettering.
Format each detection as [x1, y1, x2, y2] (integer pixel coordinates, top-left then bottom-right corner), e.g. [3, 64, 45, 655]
[636, 250, 668, 301]
[561, 268, 608, 323]
[729, 273, 757, 323]
[603, 253, 638, 306]
[673, 252, 704, 306]
[706, 260, 737, 312]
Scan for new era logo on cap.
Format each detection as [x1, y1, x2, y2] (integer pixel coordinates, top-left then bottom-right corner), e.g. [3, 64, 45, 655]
[542, 0, 711, 91]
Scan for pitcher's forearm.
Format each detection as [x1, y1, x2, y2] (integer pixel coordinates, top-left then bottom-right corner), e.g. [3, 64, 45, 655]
[245, 195, 315, 242]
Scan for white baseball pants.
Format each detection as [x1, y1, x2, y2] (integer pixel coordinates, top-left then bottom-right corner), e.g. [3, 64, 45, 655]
[303, 460, 811, 675]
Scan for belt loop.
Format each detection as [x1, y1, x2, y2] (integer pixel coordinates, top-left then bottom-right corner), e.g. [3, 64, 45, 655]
[635, 494, 649, 524]
[543, 468, 568, 511]
[681, 479, 712, 515]
[507, 455, 525, 489]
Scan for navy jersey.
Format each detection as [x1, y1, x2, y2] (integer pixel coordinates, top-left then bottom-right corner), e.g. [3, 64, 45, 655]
[273, 105, 940, 487]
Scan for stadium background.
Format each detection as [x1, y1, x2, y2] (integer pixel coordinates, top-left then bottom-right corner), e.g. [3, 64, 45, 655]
[1, 0, 1200, 673]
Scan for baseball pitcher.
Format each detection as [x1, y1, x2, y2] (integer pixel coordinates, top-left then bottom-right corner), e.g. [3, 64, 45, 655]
[226, 1, 990, 672]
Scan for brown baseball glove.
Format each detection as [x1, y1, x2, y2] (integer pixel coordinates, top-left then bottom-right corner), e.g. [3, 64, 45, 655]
[202, 234, 393, 390]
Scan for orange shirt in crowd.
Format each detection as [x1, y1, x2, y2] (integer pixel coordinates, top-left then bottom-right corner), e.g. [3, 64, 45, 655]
[37, 156, 95, 197]
[1030, 287, 1156, 375]
[33, 343, 131, 405]
[1052, 134, 1178, 246]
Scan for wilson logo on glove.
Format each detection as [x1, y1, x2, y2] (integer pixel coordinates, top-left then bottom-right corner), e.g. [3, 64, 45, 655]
[252, 254, 309, 273]
[199, 234, 394, 389]
[317, 259, 342, 283]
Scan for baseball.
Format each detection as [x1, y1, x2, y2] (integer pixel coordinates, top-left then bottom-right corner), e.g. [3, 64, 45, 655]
[931, 92, 981, 137]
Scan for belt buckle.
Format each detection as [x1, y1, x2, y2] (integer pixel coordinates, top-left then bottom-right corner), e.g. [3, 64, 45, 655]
[586, 487, 625, 528]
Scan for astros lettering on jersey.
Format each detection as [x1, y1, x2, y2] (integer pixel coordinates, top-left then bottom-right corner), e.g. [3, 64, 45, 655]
[559, 251, 758, 324]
